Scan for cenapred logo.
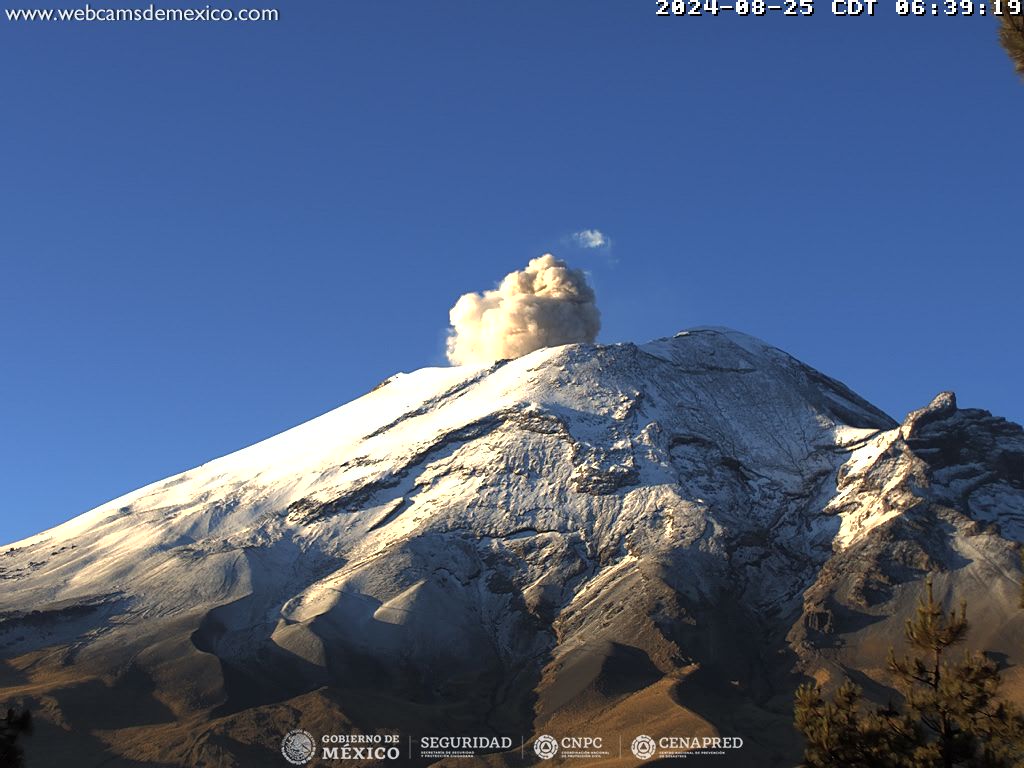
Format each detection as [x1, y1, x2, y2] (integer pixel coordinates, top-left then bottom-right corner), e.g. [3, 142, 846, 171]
[630, 733, 744, 760]
[631, 734, 657, 760]
[533, 734, 559, 760]
[281, 729, 316, 765]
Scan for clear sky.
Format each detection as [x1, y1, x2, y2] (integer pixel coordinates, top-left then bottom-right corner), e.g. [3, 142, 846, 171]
[1, 2, 1021, 545]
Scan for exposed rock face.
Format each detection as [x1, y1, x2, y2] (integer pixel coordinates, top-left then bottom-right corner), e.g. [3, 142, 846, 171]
[0, 328, 1020, 767]
[794, 391, 1024, 691]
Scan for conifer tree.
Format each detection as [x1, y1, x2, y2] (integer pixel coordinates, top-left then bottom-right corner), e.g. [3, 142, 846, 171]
[794, 576, 1024, 768]
[996, 6, 1024, 79]
[794, 680, 908, 768]
[0, 707, 32, 768]
[888, 576, 1023, 768]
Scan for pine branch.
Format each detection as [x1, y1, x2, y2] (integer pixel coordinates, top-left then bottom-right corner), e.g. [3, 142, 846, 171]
[996, 0, 1024, 78]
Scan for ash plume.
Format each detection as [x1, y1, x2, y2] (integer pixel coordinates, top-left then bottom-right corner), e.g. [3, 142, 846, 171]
[446, 254, 600, 365]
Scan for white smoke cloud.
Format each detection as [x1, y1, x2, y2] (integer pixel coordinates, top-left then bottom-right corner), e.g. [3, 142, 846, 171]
[446, 254, 601, 365]
[572, 229, 609, 249]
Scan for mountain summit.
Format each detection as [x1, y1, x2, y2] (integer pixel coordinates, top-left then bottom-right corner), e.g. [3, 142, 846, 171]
[2, 328, 1022, 767]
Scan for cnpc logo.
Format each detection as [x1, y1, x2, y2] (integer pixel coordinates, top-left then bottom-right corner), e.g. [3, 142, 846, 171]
[533, 734, 605, 760]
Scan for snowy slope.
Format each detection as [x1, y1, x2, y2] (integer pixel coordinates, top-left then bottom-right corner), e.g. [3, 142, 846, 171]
[1, 329, 891, 613]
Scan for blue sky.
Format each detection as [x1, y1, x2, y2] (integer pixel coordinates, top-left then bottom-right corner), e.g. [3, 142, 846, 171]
[1, 2, 1021, 545]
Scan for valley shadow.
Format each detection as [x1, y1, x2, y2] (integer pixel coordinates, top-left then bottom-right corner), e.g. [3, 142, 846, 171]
[595, 642, 664, 698]
[667, 659, 802, 768]
[0, 659, 28, 688]
[803, 595, 889, 649]
[307, 538, 550, 745]
[9, 705, 180, 768]
[655, 561, 806, 768]
[842, 665, 901, 706]
[45, 667, 177, 731]
[189, 537, 337, 717]
[189, 532, 551, 759]
[987, 651, 1011, 671]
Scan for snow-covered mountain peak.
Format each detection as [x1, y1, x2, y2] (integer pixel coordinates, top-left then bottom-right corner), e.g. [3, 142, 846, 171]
[2, 329, 1022, 768]
[3, 328, 898, 613]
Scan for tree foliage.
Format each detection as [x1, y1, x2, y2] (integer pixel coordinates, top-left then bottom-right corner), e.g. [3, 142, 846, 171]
[0, 708, 32, 768]
[794, 577, 1024, 768]
[996, 1, 1024, 78]
[794, 680, 912, 768]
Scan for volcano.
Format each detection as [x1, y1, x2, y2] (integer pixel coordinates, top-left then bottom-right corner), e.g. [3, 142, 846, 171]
[2, 328, 1022, 767]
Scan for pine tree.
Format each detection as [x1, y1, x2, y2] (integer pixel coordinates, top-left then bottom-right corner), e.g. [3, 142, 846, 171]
[0, 707, 32, 768]
[888, 576, 1024, 768]
[794, 576, 1024, 768]
[794, 680, 909, 768]
[996, 6, 1024, 79]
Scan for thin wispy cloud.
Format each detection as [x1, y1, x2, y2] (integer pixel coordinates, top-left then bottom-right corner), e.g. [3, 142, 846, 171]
[572, 229, 609, 249]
